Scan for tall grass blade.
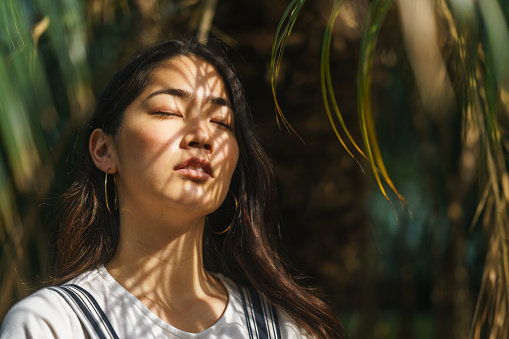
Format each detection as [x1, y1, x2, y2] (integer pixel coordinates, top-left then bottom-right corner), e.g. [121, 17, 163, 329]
[358, 0, 404, 207]
[270, 0, 305, 137]
[321, 0, 366, 171]
[270, 0, 404, 203]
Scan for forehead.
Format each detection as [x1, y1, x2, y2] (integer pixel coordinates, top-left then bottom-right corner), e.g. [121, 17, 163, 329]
[148, 56, 227, 97]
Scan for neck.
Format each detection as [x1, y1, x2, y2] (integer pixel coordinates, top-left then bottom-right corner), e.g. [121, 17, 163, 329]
[106, 209, 222, 309]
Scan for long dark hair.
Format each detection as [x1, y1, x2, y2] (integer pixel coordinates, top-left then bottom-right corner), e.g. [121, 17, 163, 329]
[54, 37, 343, 338]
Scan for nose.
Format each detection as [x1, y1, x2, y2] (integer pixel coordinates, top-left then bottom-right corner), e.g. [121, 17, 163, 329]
[181, 118, 214, 152]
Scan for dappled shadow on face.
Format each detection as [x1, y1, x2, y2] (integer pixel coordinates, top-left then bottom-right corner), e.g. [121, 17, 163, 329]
[115, 56, 238, 227]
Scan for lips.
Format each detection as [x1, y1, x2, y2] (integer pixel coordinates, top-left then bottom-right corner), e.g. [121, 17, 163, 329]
[174, 157, 213, 179]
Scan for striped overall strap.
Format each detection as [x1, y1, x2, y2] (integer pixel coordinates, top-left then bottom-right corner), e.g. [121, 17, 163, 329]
[237, 284, 283, 339]
[48, 284, 119, 339]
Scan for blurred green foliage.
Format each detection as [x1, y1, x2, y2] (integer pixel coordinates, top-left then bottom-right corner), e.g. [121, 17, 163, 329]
[0, 0, 93, 314]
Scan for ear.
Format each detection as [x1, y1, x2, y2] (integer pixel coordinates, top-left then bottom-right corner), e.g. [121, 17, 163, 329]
[89, 128, 117, 173]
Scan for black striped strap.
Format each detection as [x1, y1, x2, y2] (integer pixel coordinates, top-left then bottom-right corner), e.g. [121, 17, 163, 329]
[48, 284, 119, 339]
[237, 284, 283, 339]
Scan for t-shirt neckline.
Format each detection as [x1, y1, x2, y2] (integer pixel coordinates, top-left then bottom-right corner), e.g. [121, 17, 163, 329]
[97, 264, 232, 338]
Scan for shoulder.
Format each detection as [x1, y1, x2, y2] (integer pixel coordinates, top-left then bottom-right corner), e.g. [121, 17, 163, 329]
[0, 287, 86, 339]
[0, 267, 105, 339]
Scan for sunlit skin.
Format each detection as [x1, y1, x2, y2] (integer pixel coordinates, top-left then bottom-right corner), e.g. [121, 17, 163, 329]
[89, 56, 239, 333]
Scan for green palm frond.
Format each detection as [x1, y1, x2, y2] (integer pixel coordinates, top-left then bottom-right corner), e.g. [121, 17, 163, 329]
[321, 0, 366, 169]
[357, 0, 405, 207]
[271, 0, 404, 207]
[270, 0, 306, 137]
[441, 0, 509, 337]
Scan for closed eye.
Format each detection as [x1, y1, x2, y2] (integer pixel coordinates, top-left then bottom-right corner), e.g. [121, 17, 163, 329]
[211, 119, 233, 130]
[152, 111, 182, 118]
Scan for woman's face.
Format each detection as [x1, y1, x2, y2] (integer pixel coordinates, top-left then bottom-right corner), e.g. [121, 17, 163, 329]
[112, 56, 239, 220]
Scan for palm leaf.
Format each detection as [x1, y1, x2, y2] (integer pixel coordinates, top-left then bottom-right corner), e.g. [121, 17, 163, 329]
[270, 0, 306, 137]
[443, 0, 509, 336]
[271, 0, 405, 206]
[321, 0, 366, 169]
[357, 0, 405, 207]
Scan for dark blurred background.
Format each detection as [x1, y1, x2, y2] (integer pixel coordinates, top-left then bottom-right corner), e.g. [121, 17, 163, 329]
[2, 0, 509, 338]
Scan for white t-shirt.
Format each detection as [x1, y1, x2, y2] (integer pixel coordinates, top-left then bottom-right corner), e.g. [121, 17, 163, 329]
[0, 265, 307, 338]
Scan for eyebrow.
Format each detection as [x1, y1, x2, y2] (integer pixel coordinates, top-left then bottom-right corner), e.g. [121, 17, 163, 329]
[145, 88, 232, 108]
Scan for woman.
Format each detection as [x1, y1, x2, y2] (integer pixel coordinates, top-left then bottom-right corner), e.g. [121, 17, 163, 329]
[1, 38, 342, 338]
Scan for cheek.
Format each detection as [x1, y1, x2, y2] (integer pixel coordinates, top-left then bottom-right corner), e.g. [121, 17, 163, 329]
[117, 124, 173, 170]
[212, 138, 239, 184]
[224, 140, 240, 178]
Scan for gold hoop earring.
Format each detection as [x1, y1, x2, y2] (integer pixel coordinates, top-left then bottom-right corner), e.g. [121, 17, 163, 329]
[208, 191, 238, 234]
[105, 168, 118, 214]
